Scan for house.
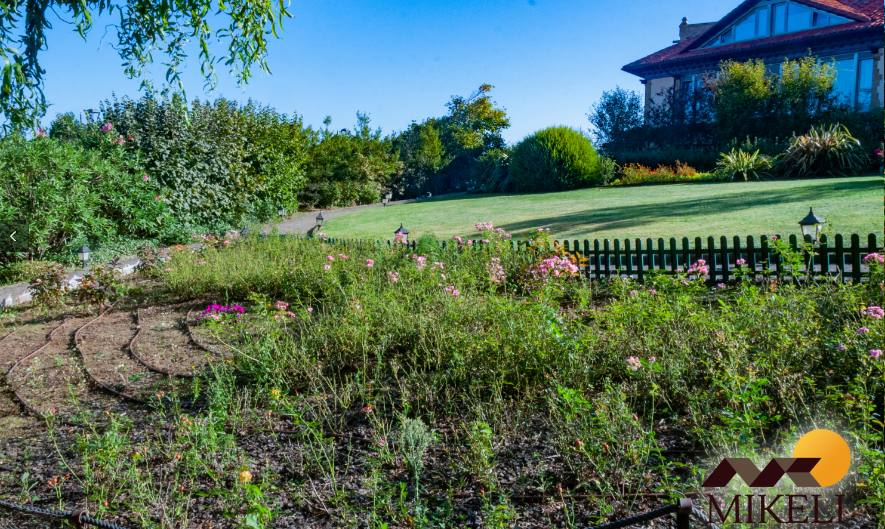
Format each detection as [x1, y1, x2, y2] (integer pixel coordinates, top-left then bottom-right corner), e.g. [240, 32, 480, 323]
[622, 0, 884, 115]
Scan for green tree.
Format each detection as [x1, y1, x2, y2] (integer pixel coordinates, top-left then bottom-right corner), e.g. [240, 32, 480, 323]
[588, 87, 643, 148]
[711, 59, 773, 141]
[304, 113, 402, 208]
[0, 0, 291, 130]
[393, 120, 445, 197]
[435, 84, 510, 193]
[712, 57, 836, 142]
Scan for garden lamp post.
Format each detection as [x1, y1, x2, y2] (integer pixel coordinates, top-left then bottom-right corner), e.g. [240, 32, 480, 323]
[799, 207, 825, 243]
[315, 213, 324, 231]
[278, 207, 287, 218]
[79, 245, 91, 269]
[394, 224, 409, 244]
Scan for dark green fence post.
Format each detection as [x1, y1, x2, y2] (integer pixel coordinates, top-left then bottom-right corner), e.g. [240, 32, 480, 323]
[646, 238, 655, 274]
[583, 240, 592, 280]
[667, 238, 676, 275]
[706, 236, 716, 283]
[835, 234, 845, 281]
[746, 236, 756, 281]
[635, 239, 644, 282]
[603, 239, 611, 279]
[681, 237, 690, 272]
[850, 234, 861, 283]
[573, 239, 581, 276]
[613, 239, 622, 277]
[593, 240, 601, 280]
[721, 236, 730, 283]
[624, 239, 633, 278]
[818, 234, 830, 280]
[760, 235, 770, 277]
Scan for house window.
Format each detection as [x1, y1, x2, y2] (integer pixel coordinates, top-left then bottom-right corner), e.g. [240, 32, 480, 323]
[832, 53, 876, 111]
[702, 1, 852, 48]
[857, 58, 874, 111]
[771, 2, 787, 34]
[786, 2, 812, 32]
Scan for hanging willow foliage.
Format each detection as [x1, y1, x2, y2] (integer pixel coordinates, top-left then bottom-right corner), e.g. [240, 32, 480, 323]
[0, 0, 291, 131]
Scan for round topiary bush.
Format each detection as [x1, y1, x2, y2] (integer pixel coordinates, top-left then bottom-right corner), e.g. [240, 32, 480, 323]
[509, 126, 601, 192]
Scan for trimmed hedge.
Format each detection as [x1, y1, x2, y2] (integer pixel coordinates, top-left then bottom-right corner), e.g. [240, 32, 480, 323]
[509, 127, 601, 192]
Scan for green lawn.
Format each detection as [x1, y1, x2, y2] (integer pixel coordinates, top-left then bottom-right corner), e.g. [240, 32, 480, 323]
[323, 175, 882, 242]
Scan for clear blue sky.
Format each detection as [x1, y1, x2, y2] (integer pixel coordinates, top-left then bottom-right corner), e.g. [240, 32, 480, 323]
[40, 0, 735, 143]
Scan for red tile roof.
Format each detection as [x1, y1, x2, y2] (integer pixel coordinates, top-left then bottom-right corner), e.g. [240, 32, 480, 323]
[623, 0, 883, 77]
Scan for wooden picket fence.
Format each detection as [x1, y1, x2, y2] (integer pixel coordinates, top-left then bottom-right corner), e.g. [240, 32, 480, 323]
[555, 233, 880, 283]
[324, 233, 882, 283]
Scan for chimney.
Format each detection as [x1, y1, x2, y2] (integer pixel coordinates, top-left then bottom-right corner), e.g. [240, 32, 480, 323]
[679, 17, 690, 40]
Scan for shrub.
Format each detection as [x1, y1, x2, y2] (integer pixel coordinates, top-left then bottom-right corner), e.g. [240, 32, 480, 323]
[28, 263, 67, 307]
[100, 96, 310, 231]
[303, 114, 401, 208]
[508, 126, 601, 192]
[597, 156, 619, 185]
[715, 148, 773, 181]
[779, 123, 866, 177]
[0, 135, 179, 262]
[610, 162, 713, 186]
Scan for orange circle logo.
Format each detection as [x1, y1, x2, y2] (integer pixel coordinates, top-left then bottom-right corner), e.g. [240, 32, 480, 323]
[792, 429, 851, 487]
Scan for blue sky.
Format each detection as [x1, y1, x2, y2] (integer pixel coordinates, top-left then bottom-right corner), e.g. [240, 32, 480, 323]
[40, 0, 735, 142]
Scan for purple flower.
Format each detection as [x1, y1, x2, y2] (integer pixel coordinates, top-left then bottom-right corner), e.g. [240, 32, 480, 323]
[735, 258, 747, 266]
[863, 253, 884, 265]
[836, 343, 847, 352]
[861, 306, 884, 319]
[870, 349, 882, 359]
[100, 122, 114, 133]
[857, 327, 870, 334]
[387, 271, 400, 283]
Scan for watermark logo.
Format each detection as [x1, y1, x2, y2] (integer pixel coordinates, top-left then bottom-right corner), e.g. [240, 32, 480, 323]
[702, 429, 850, 525]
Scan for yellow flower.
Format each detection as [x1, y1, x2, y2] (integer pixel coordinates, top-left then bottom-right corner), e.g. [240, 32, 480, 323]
[238, 470, 253, 484]
[270, 388, 281, 399]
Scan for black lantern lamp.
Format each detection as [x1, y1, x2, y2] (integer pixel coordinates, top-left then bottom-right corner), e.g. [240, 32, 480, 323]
[278, 207, 287, 218]
[394, 224, 409, 243]
[799, 207, 825, 242]
[79, 245, 91, 268]
[315, 212, 325, 229]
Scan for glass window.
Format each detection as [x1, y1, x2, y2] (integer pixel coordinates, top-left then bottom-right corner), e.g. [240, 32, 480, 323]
[787, 2, 812, 32]
[857, 58, 874, 111]
[833, 56, 857, 107]
[772, 3, 787, 34]
[756, 7, 771, 37]
[734, 13, 757, 41]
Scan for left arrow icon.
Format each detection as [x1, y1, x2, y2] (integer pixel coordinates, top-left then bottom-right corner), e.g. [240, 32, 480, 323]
[9, 231, 15, 242]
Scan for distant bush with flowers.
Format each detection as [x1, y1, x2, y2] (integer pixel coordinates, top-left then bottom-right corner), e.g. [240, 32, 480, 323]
[81, 95, 311, 232]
